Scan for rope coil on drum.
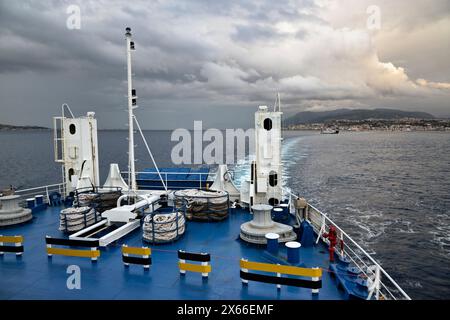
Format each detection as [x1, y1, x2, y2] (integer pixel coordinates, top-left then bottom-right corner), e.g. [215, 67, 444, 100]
[59, 206, 101, 233]
[74, 187, 122, 213]
[143, 210, 186, 243]
[174, 189, 230, 222]
[76, 193, 97, 207]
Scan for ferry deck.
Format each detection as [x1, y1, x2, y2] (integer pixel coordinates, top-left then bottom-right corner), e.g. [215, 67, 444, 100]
[0, 203, 345, 300]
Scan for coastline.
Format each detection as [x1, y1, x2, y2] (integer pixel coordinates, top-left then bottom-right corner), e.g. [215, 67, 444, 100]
[283, 128, 450, 132]
[0, 125, 49, 131]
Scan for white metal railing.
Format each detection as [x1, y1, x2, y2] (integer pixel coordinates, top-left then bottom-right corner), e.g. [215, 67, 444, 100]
[285, 188, 410, 300]
[310, 208, 409, 300]
[122, 171, 216, 190]
[14, 183, 66, 204]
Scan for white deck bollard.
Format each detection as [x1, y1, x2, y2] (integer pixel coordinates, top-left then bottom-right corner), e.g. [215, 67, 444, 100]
[285, 241, 301, 264]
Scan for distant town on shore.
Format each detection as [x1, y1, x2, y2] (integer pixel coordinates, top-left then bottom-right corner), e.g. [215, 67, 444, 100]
[284, 108, 450, 132]
[285, 118, 450, 132]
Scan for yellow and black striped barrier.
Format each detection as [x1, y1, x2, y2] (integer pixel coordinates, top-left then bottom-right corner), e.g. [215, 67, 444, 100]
[45, 236, 100, 262]
[0, 235, 24, 256]
[178, 250, 211, 278]
[122, 245, 152, 269]
[240, 259, 322, 294]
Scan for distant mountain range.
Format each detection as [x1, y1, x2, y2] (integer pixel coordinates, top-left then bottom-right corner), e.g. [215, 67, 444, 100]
[0, 123, 49, 131]
[284, 108, 435, 125]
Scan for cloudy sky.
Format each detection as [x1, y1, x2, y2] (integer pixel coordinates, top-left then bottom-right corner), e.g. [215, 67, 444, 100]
[0, 0, 449, 129]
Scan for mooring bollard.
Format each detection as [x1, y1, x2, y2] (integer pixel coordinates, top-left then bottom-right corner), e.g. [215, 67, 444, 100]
[285, 241, 301, 264]
[265, 233, 280, 256]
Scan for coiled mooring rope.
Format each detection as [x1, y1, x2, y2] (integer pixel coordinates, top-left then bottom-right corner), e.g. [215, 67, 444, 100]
[143, 211, 186, 243]
[174, 189, 229, 221]
[59, 206, 101, 233]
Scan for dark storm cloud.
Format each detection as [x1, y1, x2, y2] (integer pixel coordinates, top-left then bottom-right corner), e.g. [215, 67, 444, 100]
[0, 1, 124, 75]
[0, 0, 449, 130]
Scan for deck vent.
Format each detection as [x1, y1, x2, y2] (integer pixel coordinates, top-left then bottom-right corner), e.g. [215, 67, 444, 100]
[240, 204, 296, 244]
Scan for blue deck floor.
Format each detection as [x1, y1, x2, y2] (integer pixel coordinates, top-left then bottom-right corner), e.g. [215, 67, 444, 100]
[0, 205, 347, 300]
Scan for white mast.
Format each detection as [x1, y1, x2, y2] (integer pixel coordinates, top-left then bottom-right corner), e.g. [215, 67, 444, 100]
[125, 27, 137, 191]
[123, 27, 167, 193]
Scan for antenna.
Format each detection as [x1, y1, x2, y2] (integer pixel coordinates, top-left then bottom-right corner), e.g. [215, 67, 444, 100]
[126, 27, 137, 192]
[123, 28, 167, 193]
[273, 92, 282, 112]
[277, 92, 281, 112]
